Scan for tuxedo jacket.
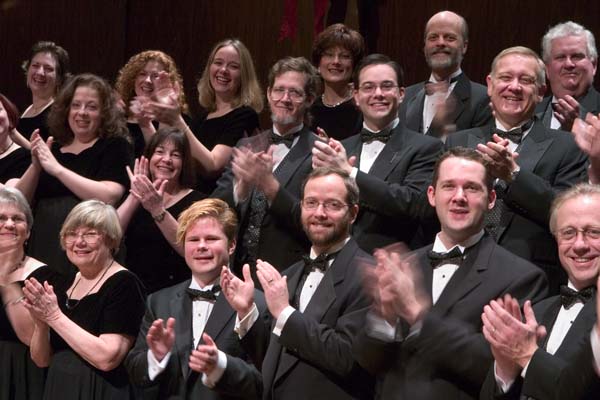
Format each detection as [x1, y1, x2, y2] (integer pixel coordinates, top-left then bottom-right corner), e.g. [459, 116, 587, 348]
[445, 121, 588, 293]
[399, 72, 493, 137]
[212, 127, 317, 275]
[240, 238, 375, 400]
[354, 235, 548, 400]
[536, 86, 600, 129]
[125, 280, 263, 400]
[480, 294, 600, 400]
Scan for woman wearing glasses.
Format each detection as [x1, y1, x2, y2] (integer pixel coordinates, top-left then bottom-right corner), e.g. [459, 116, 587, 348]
[22, 200, 145, 400]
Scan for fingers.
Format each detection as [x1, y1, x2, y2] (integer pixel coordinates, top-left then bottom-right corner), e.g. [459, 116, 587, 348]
[202, 332, 216, 347]
[242, 263, 252, 283]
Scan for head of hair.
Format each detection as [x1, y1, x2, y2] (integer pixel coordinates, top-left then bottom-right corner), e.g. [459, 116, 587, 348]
[0, 187, 33, 232]
[549, 183, 600, 233]
[143, 127, 196, 188]
[312, 23, 366, 68]
[47, 73, 129, 145]
[176, 198, 238, 245]
[352, 53, 404, 88]
[431, 147, 494, 192]
[301, 166, 360, 206]
[60, 200, 122, 252]
[197, 39, 263, 113]
[490, 46, 546, 90]
[115, 50, 189, 116]
[542, 21, 598, 63]
[0, 93, 19, 130]
[424, 11, 469, 43]
[22, 41, 71, 93]
[268, 57, 321, 101]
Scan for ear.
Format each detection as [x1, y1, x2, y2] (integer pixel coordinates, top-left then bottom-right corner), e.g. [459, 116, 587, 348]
[427, 185, 436, 208]
[353, 88, 360, 107]
[397, 86, 405, 104]
[487, 189, 497, 210]
[486, 75, 493, 97]
[348, 204, 359, 224]
[228, 239, 236, 256]
[535, 83, 547, 103]
[266, 86, 272, 103]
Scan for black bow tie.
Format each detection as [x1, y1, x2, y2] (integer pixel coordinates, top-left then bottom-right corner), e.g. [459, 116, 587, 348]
[186, 285, 221, 302]
[360, 128, 391, 143]
[270, 131, 297, 148]
[494, 120, 534, 144]
[427, 247, 464, 268]
[302, 253, 335, 274]
[559, 285, 595, 309]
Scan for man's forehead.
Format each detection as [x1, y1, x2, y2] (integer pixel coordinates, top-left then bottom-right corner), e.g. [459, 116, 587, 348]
[273, 71, 306, 88]
[359, 64, 397, 83]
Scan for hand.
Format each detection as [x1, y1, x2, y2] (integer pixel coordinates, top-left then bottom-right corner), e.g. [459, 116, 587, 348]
[571, 113, 600, 184]
[22, 278, 61, 322]
[189, 333, 219, 375]
[256, 259, 289, 319]
[312, 139, 354, 173]
[553, 95, 581, 131]
[146, 317, 176, 362]
[231, 146, 274, 189]
[476, 134, 519, 181]
[220, 265, 255, 318]
[129, 96, 154, 127]
[31, 133, 59, 175]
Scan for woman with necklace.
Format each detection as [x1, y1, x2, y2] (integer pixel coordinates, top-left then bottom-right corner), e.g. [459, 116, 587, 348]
[22, 199, 145, 400]
[310, 24, 365, 140]
[0, 94, 31, 186]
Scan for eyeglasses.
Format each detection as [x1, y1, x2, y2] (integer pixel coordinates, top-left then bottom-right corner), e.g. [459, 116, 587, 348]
[270, 87, 306, 102]
[358, 81, 399, 94]
[0, 214, 27, 225]
[555, 226, 600, 242]
[63, 230, 102, 245]
[301, 198, 349, 212]
[322, 51, 352, 62]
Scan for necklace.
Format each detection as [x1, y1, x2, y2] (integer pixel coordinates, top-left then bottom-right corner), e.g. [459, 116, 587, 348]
[28, 98, 53, 115]
[65, 259, 114, 310]
[0, 139, 13, 156]
[321, 93, 352, 108]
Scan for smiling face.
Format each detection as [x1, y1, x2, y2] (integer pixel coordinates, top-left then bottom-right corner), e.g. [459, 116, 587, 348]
[64, 226, 111, 270]
[149, 140, 183, 184]
[134, 60, 165, 98]
[210, 45, 241, 100]
[27, 52, 58, 97]
[184, 217, 236, 286]
[319, 45, 354, 85]
[0, 203, 29, 250]
[68, 86, 102, 142]
[546, 35, 597, 99]
[267, 71, 311, 132]
[428, 157, 495, 248]
[424, 12, 467, 74]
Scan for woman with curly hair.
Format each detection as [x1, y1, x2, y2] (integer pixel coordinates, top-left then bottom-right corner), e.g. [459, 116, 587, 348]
[10, 74, 133, 277]
[115, 50, 189, 158]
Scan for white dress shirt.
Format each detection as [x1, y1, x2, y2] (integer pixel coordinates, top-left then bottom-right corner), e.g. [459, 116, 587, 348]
[350, 118, 399, 179]
[493, 119, 534, 153]
[423, 69, 461, 133]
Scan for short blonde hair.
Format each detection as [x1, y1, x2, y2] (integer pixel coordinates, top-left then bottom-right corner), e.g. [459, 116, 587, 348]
[176, 198, 238, 245]
[60, 200, 122, 252]
[490, 46, 546, 89]
[549, 183, 600, 233]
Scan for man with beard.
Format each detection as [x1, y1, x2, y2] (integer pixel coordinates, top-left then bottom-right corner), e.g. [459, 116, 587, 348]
[399, 11, 492, 138]
[219, 167, 375, 400]
[537, 21, 600, 131]
[212, 57, 319, 279]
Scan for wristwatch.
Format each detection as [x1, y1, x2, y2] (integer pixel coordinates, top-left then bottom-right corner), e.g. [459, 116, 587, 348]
[152, 210, 167, 222]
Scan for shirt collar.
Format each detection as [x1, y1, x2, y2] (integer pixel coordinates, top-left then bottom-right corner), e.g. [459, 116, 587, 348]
[273, 123, 304, 137]
[362, 117, 399, 134]
[432, 229, 484, 253]
[190, 277, 219, 290]
[310, 236, 350, 259]
[428, 68, 463, 83]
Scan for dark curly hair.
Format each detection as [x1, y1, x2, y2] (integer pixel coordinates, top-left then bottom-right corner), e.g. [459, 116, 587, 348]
[143, 127, 196, 189]
[312, 23, 365, 69]
[22, 41, 71, 93]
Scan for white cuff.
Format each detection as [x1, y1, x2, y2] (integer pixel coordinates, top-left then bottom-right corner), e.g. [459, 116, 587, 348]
[235, 303, 259, 338]
[350, 167, 358, 179]
[494, 361, 515, 393]
[273, 306, 296, 336]
[202, 350, 228, 388]
[366, 312, 398, 342]
[520, 358, 531, 378]
[147, 349, 172, 381]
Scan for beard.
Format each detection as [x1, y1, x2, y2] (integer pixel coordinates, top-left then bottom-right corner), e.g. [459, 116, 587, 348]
[302, 215, 351, 251]
[425, 47, 463, 71]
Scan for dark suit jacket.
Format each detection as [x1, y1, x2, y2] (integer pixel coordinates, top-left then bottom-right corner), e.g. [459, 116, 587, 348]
[125, 280, 263, 400]
[399, 72, 493, 137]
[212, 127, 317, 275]
[480, 295, 600, 400]
[445, 121, 588, 293]
[536, 86, 600, 129]
[354, 235, 548, 400]
[240, 238, 375, 400]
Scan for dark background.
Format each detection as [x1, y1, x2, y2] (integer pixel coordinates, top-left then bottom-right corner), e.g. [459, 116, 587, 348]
[2, 0, 599, 122]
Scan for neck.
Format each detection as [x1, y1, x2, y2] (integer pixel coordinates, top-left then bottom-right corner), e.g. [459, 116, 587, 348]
[274, 121, 301, 136]
[553, 86, 587, 101]
[364, 117, 394, 132]
[215, 95, 234, 112]
[162, 179, 181, 195]
[438, 230, 474, 249]
[0, 250, 25, 278]
[78, 258, 113, 280]
[497, 115, 532, 131]
[312, 235, 348, 256]
[32, 94, 53, 109]
[431, 67, 459, 82]
[0, 134, 13, 153]
[192, 273, 220, 289]
[322, 82, 351, 104]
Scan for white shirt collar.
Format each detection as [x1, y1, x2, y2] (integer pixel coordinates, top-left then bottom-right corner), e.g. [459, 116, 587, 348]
[273, 123, 304, 137]
[310, 236, 350, 259]
[190, 276, 219, 290]
[432, 230, 484, 253]
[428, 68, 463, 83]
[362, 117, 399, 134]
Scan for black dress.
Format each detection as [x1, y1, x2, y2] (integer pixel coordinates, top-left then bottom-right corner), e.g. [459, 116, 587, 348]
[0, 147, 30, 184]
[124, 190, 205, 293]
[17, 107, 51, 141]
[0, 267, 50, 400]
[191, 106, 259, 195]
[127, 115, 193, 158]
[309, 97, 362, 140]
[28, 137, 133, 278]
[42, 270, 145, 400]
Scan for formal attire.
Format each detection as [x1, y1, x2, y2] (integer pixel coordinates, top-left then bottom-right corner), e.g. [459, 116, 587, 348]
[237, 238, 375, 399]
[125, 279, 263, 400]
[445, 121, 587, 293]
[0, 146, 30, 184]
[355, 234, 548, 400]
[309, 96, 363, 140]
[400, 72, 492, 138]
[536, 87, 600, 130]
[17, 104, 52, 140]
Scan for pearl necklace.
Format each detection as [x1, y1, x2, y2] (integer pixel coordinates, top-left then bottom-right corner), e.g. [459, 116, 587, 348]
[321, 92, 352, 108]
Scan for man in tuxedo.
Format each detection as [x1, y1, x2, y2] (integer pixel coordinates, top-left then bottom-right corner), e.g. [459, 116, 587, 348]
[398, 10, 492, 138]
[354, 147, 547, 400]
[310, 53, 443, 251]
[220, 167, 374, 399]
[537, 21, 600, 131]
[480, 183, 600, 399]
[446, 46, 588, 294]
[125, 198, 262, 400]
[212, 57, 320, 277]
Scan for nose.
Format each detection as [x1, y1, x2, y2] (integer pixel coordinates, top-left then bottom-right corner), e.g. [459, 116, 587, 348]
[564, 56, 576, 68]
[34, 65, 45, 75]
[572, 231, 590, 250]
[452, 187, 467, 202]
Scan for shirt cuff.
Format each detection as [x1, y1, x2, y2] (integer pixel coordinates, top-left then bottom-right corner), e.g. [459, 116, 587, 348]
[591, 325, 600, 372]
[494, 361, 515, 393]
[147, 349, 172, 381]
[350, 167, 358, 179]
[234, 303, 259, 338]
[366, 312, 398, 342]
[202, 350, 228, 388]
[520, 358, 531, 378]
[273, 306, 296, 336]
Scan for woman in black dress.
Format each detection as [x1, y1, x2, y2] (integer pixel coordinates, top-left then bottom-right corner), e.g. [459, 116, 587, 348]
[118, 127, 204, 293]
[17, 41, 70, 142]
[0, 94, 30, 186]
[146, 39, 263, 195]
[22, 200, 145, 400]
[0, 187, 48, 400]
[310, 24, 365, 140]
[12, 74, 132, 277]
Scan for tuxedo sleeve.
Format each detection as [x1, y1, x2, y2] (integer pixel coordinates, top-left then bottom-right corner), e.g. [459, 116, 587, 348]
[479, 364, 522, 400]
[213, 354, 263, 399]
[470, 87, 493, 129]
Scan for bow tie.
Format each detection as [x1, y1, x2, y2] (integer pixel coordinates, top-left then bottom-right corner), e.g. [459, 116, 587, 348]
[360, 128, 391, 143]
[427, 247, 464, 268]
[494, 120, 534, 144]
[424, 76, 459, 96]
[270, 131, 297, 148]
[302, 253, 335, 274]
[559, 285, 595, 309]
[186, 285, 221, 302]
